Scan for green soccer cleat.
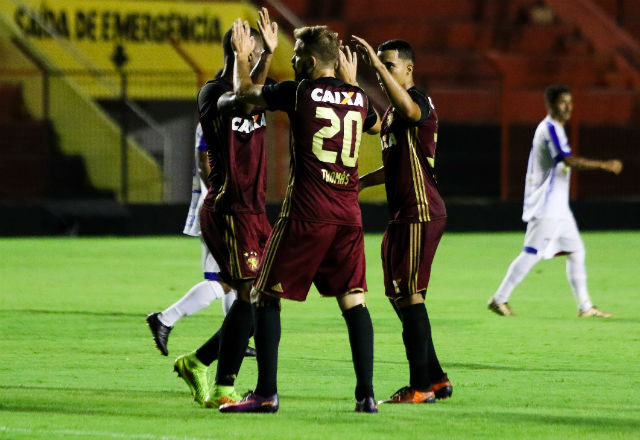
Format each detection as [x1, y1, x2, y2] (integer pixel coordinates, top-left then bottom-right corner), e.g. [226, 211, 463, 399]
[204, 384, 244, 408]
[173, 352, 209, 405]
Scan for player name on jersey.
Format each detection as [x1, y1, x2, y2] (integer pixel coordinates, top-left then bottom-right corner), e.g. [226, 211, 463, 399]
[321, 169, 350, 185]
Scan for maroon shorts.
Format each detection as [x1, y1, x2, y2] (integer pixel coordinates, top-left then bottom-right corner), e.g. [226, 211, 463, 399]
[381, 218, 446, 299]
[200, 209, 271, 283]
[254, 218, 367, 301]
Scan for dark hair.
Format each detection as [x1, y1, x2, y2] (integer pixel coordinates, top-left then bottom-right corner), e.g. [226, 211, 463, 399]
[545, 84, 571, 106]
[377, 39, 415, 63]
[222, 27, 262, 60]
[293, 25, 339, 65]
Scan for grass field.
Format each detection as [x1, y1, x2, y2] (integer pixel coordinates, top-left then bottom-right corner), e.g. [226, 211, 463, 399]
[1, 232, 639, 439]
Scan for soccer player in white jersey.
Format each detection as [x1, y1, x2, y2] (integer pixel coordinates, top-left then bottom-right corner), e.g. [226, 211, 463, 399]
[146, 123, 238, 355]
[488, 85, 623, 318]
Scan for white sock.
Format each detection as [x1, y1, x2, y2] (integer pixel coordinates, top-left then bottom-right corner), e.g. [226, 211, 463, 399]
[493, 251, 540, 304]
[159, 280, 226, 327]
[566, 251, 593, 312]
[222, 289, 237, 316]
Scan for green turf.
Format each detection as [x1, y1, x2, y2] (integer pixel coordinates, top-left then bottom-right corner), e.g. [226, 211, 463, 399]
[1, 232, 639, 439]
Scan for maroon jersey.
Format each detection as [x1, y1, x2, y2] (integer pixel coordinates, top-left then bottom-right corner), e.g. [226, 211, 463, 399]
[380, 88, 446, 223]
[197, 78, 268, 214]
[262, 77, 377, 226]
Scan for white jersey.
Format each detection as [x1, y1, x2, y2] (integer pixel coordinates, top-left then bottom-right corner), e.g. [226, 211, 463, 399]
[522, 116, 573, 222]
[183, 123, 208, 236]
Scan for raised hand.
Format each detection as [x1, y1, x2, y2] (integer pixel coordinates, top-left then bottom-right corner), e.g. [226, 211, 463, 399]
[352, 35, 379, 68]
[337, 44, 358, 85]
[606, 159, 623, 175]
[231, 18, 255, 58]
[257, 7, 278, 54]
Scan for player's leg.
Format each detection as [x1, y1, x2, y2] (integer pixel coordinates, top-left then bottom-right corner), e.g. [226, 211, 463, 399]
[173, 209, 236, 404]
[205, 213, 270, 406]
[253, 290, 281, 399]
[489, 251, 539, 312]
[205, 280, 254, 407]
[222, 288, 237, 314]
[380, 221, 448, 404]
[220, 218, 328, 413]
[489, 220, 545, 315]
[218, 289, 257, 356]
[158, 279, 229, 328]
[337, 293, 376, 413]
[561, 218, 612, 317]
[147, 244, 230, 356]
[219, 289, 281, 413]
[315, 224, 376, 412]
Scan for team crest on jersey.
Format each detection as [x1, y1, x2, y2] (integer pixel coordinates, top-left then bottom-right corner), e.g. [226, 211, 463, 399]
[244, 251, 259, 271]
[386, 113, 394, 127]
[231, 114, 266, 133]
[311, 88, 365, 107]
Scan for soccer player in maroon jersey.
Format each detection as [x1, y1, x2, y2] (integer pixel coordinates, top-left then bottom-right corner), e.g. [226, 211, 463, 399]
[172, 9, 279, 407]
[218, 18, 381, 413]
[355, 37, 453, 404]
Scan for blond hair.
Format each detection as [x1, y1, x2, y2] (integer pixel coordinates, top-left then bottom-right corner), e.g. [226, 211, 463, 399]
[293, 25, 339, 66]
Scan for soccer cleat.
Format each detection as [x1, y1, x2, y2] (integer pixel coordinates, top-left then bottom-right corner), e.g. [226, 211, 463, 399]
[173, 352, 209, 405]
[355, 396, 378, 413]
[488, 299, 514, 316]
[578, 307, 613, 318]
[378, 386, 436, 404]
[245, 346, 257, 357]
[432, 373, 453, 400]
[146, 312, 172, 356]
[219, 391, 279, 413]
[203, 384, 243, 408]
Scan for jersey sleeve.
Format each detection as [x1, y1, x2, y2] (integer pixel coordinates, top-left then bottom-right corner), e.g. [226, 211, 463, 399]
[363, 99, 378, 132]
[545, 121, 572, 161]
[197, 82, 228, 122]
[195, 123, 207, 152]
[262, 80, 298, 113]
[407, 88, 431, 126]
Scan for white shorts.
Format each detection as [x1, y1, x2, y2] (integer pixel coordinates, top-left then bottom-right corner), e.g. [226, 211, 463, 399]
[201, 239, 222, 281]
[523, 216, 584, 260]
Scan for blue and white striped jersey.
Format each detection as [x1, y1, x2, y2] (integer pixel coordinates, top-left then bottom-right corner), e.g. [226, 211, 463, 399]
[183, 123, 209, 236]
[522, 116, 573, 222]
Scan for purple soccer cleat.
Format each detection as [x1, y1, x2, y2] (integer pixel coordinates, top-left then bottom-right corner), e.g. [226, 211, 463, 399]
[355, 396, 378, 413]
[218, 391, 279, 413]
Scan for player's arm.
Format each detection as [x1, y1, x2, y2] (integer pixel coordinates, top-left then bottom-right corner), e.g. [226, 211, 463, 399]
[197, 150, 211, 188]
[367, 107, 381, 134]
[232, 19, 268, 107]
[352, 35, 422, 122]
[359, 166, 385, 191]
[217, 91, 247, 115]
[250, 7, 278, 86]
[563, 155, 623, 174]
[337, 44, 381, 134]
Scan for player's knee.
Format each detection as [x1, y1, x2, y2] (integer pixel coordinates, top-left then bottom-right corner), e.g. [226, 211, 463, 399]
[394, 292, 425, 309]
[251, 288, 281, 309]
[337, 292, 366, 311]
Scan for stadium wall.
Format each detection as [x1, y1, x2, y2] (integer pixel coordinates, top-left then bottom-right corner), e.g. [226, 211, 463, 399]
[1, 200, 639, 237]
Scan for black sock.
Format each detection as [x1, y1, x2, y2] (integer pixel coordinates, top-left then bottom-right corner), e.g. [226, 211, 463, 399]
[399, 303, 432, 390]
[389, 299, 403, 322]
[254, 301, 280, 397]
[215, 300, 253, 386]
[195, 328, 221, 366]
[424, 304, 445, 381]
[343, 304, 374, 400]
